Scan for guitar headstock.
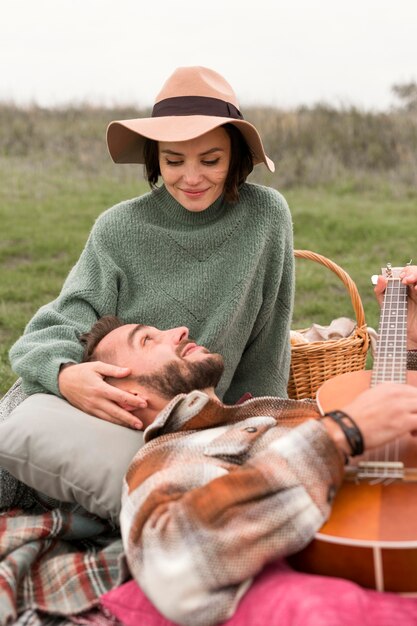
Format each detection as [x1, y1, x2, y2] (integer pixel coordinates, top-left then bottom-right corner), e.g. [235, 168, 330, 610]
[371, 261, 411, 285]
[381, 263, 404, 280]
[383, 260, 413, 279]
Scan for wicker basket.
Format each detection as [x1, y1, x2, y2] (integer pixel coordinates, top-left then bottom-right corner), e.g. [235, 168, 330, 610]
[287, 250, 370, 400]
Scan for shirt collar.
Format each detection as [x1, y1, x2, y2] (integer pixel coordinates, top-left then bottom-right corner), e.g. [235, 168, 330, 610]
[144, 390, 212, 442]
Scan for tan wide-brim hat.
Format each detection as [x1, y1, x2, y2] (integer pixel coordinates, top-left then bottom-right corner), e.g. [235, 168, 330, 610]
[106, 66, 275, 172]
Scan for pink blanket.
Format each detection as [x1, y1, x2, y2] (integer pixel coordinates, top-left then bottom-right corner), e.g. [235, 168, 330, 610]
[101, 559, 417, 626]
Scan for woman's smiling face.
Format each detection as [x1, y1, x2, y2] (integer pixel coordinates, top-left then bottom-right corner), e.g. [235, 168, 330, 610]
[158, 126, 231, 212]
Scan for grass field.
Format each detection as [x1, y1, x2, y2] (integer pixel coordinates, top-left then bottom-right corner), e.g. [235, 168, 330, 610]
[0, 104, 416, 396]
[1, 167, 415, 396]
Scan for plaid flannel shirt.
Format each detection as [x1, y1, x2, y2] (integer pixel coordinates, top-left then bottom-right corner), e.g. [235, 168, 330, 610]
[121, 391, 344, 626]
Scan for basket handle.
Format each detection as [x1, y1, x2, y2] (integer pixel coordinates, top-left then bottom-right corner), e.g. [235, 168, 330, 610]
[294, 250, 366, 329]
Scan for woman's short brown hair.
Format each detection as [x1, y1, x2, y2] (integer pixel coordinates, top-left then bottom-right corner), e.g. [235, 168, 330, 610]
[143, 124, 254, 204]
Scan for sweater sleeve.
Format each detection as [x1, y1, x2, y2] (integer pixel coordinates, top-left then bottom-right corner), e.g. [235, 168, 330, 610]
[121, 420, 343, 626]
[224, 192, 294, 402]
[9, 215, 122, 397]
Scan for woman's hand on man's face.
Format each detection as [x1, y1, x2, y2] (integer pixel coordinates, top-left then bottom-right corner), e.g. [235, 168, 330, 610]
[58, 361, 147, 429]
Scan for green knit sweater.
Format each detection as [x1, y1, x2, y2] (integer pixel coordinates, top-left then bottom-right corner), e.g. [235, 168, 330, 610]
[10, 183, 294, 403]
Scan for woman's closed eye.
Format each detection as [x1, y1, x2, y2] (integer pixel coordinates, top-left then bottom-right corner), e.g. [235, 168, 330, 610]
[164, 158, 220, 167]
[165, 159, 183, 166]
[202, 158, 220, 166]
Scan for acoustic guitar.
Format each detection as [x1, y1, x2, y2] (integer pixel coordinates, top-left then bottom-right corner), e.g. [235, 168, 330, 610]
[289, 264, 417, 594]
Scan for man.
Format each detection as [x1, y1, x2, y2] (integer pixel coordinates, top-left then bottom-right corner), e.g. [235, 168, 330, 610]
[80, 313, 417, 626]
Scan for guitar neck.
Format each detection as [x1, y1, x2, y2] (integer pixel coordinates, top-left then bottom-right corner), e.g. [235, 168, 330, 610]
[371, 274, 408, 386]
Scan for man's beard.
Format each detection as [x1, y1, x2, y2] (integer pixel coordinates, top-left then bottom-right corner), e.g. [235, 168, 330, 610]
[136, 352, 224, 400]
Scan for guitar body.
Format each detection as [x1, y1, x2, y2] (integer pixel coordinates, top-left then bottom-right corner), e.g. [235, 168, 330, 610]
[289, 369, 417, 593]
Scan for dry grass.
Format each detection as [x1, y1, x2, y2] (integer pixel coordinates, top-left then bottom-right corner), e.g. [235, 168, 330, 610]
[1, 102, 416, 193]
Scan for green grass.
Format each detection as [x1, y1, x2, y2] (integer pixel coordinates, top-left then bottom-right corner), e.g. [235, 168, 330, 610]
[0, 156, 148, 394]
[1, 163, 415, 396]
[288, 186, 416, 332]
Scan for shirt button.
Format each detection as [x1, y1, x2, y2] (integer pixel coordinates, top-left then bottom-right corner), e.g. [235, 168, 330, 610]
[244, 427, 257, 433]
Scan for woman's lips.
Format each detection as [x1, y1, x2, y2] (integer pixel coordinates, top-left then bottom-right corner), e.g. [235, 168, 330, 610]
[181, 189, 207, 198]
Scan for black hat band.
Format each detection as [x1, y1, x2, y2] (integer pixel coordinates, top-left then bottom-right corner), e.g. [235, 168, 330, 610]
[152, 96, 243, 120]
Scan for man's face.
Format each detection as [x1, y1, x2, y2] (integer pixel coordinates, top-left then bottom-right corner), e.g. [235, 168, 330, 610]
[96, 324, 224, 398]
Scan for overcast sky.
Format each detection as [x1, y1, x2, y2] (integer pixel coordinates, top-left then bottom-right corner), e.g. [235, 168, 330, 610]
[2, 0, 416, 111]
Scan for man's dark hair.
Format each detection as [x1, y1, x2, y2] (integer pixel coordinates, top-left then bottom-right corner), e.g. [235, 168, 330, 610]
[143, 124, 254, 204]
[80, 315, 124, 362]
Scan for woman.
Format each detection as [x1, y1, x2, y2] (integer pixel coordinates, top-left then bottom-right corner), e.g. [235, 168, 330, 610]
[9, 66, 294, 429]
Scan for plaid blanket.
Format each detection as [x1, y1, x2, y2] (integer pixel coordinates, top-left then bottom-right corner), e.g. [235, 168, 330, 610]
[0, 508, 127, 626]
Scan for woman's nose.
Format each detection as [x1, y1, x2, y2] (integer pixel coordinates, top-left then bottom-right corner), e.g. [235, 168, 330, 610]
[182, 164, 202, 185]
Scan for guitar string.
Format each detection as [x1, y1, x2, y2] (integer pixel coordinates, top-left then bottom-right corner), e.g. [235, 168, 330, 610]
[371, 281, 393, 477]
[379, 281, 403, 479]
[369, 276, 407, 483]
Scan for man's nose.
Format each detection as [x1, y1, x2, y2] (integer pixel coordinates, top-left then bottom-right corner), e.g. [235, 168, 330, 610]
[164, 326, 189, 344]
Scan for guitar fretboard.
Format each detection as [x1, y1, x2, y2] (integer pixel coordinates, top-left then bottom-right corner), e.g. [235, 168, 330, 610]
[371, 276, 408, 385]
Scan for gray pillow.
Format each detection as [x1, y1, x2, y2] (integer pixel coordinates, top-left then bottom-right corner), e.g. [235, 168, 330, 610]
[0, 393, 144, 523]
